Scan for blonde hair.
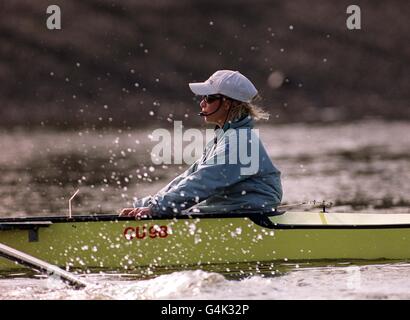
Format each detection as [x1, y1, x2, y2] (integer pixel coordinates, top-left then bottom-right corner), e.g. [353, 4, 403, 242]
[227, 95, 270, 121]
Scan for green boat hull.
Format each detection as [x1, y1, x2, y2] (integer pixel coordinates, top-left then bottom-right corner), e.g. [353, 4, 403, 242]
[1, 211, 410, 271]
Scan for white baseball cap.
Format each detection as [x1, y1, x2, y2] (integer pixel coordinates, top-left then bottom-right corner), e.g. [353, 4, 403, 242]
[189, 70, 258, 103]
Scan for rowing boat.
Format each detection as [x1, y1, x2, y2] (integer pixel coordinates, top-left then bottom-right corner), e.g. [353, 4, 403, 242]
[1, 210, 410, 271]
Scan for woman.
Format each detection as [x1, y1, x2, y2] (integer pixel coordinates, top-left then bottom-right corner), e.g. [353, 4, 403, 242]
[121, 70, 282, 218]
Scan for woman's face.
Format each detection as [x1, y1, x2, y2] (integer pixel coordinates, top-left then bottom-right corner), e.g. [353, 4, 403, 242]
[200, 95, 230, 126]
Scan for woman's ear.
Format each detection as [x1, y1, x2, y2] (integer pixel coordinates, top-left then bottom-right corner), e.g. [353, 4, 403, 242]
[223, 99, 232, 110]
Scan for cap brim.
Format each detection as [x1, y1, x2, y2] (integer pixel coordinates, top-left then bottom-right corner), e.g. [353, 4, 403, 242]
[188, 82, 217, 96]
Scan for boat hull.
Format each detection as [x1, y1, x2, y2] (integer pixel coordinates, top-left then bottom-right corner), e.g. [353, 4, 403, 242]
[1, 211, 410, 271]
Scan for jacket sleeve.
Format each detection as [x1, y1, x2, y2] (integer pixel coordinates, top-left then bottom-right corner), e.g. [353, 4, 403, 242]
[156, 161, 199, 195]
[133, 161, 198, 208]
[148, 141, 249, 214]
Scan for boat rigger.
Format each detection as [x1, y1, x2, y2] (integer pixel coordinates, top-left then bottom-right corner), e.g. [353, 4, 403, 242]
[1, 210, 410, 271]
[0, 242, 88, 288]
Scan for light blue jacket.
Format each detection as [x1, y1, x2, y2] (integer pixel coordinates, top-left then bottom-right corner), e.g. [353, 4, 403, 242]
[134, 116, 282, 215]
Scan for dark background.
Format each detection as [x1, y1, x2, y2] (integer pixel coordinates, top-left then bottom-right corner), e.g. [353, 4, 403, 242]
[1, 0, 409, 129]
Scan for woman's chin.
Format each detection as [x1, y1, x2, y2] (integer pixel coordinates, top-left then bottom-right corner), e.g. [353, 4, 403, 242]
[204, 117, 216, 125]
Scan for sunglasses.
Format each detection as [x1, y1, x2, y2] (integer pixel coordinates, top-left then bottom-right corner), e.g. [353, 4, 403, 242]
[202, 94, 224, 104]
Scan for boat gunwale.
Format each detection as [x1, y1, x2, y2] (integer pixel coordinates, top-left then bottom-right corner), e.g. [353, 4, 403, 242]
[0, 211, 283, 223]
[2, 212, 410, 230]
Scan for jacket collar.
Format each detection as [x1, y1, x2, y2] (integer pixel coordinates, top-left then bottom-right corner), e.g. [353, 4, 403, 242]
[219, 115, 254, 132]
[212, 116, 254, 144]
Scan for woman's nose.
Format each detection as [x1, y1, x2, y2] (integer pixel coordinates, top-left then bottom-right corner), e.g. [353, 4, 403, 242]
[200, 99, 206, 108]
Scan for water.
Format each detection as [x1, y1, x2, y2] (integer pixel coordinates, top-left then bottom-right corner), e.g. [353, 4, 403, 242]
[0, 120, 409, 299]
[2, 262, 410, 300]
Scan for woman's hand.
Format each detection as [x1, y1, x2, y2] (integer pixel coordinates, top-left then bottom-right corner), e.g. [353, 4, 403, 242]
[119, 207, 152, 219]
